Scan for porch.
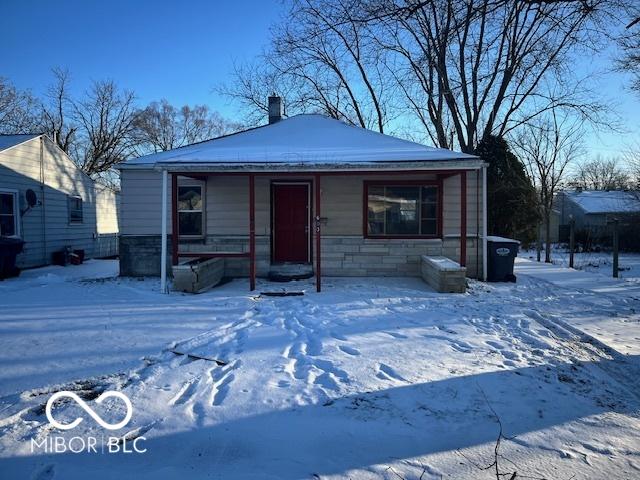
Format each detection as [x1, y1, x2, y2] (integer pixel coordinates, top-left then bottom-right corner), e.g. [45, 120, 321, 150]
[159, 168, 488, 293]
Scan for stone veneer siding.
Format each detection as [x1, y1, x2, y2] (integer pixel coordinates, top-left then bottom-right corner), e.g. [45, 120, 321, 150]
[120, 234, 483, 279]
[320, 236, 482, 278]
[119, 235, 173, 277]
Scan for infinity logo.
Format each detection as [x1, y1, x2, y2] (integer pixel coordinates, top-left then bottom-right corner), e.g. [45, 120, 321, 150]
[45, 391, 133, 431]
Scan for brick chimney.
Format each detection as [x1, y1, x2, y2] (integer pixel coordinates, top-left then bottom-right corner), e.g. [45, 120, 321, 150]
[268, 95, 282, 124]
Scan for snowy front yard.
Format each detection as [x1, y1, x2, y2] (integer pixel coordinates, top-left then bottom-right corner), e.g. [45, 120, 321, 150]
[1, 260, 639, 479]
[521, 248, 640, 283]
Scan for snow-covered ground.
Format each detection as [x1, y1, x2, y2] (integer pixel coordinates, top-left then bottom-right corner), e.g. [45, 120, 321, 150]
[0, 260, 639, 479]
[521, 247, 640, 282]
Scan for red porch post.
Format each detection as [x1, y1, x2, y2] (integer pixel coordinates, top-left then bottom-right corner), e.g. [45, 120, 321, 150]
[315, 174, 321, 292]
[460, 171, 467, 267]
[171, 172, 179, 266]
[249, 173, 256, 291]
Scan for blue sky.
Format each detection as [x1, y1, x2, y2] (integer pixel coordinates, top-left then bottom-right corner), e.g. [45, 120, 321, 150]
[0, 0, 280, 117]
[1, 0, 638, 159]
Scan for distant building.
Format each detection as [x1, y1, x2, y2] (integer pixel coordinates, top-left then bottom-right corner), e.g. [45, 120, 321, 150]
[557, 189, 640, 242]
[0, 134, 120, 268]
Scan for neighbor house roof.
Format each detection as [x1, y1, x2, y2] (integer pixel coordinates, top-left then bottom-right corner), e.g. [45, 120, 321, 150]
[120, 114, 479, 171]
[565, 190, 640, 214]
[0, 134, 40, 153]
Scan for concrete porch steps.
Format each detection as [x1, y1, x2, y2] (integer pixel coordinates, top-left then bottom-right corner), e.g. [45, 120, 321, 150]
[268, 263, 314, 282]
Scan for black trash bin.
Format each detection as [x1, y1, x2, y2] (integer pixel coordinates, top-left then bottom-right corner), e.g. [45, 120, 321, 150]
[0, 236, 25, 280]
[486, 236, 519, 282]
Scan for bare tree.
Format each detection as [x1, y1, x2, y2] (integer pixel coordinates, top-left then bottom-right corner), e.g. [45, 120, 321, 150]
[571, 155, 631, 190]
[220, 0, 390, 131]
[221, 0, 630, 150]
[514, 111, 582, 262]
[617, 4, 640, 96]
[73, 80, 137, 175]
[40, 67, 77, 153]
[375, 0, 625, 151]
[132, 99, 241, 153]
[0, 77, 39, 134]
[623, 144, 640, 188]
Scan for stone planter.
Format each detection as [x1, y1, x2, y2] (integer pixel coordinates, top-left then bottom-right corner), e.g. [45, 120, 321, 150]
[421, 255, 466, 293]
[172, 257, 224, 293]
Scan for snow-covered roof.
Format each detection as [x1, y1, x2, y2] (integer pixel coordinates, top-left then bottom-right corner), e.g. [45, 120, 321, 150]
[120, 114, 477, 170]
[0, 134, 40, 152]
[565, 190, 640, 214]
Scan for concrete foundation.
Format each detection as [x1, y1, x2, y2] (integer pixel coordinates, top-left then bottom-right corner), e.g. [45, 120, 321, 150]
[119, 234, 483, 279]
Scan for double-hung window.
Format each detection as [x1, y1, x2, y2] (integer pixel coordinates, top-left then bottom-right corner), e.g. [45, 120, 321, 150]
[178, 184, 204, 237]
[366, 182, 440, 237]
[68, 195, 83, 224]
[0, 190, 19, 237]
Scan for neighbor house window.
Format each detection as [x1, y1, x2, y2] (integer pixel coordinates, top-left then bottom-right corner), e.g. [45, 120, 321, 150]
[178, 184, 204, 237]
[0, 190, 19, 237]
[68, 195, 83, 224]
[366, 183, 440, 237]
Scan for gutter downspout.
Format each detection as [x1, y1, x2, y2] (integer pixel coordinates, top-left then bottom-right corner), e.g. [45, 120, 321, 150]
[160, 169, 168, 293]
[482, 164, 488, 281]
[40, 136, 47, 265]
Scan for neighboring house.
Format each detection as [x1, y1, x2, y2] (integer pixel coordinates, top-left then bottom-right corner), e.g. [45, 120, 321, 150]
[0, 134, 120, 269]
[117, 98, 488, 291]
[557, 189, 640, 240]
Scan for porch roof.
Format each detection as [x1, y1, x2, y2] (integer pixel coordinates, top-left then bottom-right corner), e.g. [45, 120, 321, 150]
[120, 114, 480, 171]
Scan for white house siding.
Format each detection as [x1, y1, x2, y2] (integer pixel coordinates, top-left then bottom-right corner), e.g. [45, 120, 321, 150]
[119, 168, 483, 278]
[94, 185, 120, 258]
[0, 136, 119, 268]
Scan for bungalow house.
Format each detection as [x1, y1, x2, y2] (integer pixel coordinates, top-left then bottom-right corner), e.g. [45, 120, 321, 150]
[118, 97, 487, 292]
[0, 134, 120, 269]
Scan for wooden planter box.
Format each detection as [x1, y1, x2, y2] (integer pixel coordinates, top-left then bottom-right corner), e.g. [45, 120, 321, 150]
[421, 255, 466, 293]
[172, 257, 224, 293]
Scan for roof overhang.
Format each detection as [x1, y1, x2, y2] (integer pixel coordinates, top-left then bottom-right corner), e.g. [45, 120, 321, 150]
[118, 158, 485, 173]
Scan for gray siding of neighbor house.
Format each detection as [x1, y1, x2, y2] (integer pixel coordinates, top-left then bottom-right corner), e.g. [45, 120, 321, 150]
[0, 136, 119, 268]
[119, 168, 484, 278]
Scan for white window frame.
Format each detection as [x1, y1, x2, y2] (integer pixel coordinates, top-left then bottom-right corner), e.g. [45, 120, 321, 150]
[0, 188, 20, 238]
[177, 182, 206, 239]
[67, 195, 84, 225]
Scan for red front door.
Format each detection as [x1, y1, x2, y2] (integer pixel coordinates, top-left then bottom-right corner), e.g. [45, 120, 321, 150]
[272, 184, 309, 263]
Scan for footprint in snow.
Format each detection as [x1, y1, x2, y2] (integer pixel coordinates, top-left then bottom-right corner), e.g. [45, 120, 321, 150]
[338, 345, 361, 356]
[383, 331, 408, 339]
[121, 419, 161, 441]
[376, 363, 407, 382]
[209, 360, 241, 406]
[169, 379, 200, 406]
[448, 340, 473, 353]
[485, 340, 504, 350]
[330, 331, 348, 341]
